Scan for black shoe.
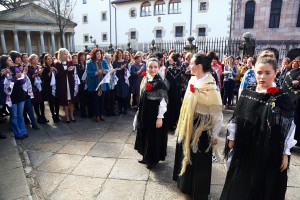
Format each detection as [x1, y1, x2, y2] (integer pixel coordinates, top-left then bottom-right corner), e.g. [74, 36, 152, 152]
[147, 164, 154, 169]
[37, 118, 46, 124]
[15, 135, 25, 140]
[32, 125, 40, 130]
[72, 120, 76, 122]
[42, 116, 49, 123]
[0, 134, 7, 139]
[66, 121, 70, 123]
[138, 160, 146, 164]
[111, 113, 117, 116]
[24, 134, 29, 138]
[123, 110, 127, 115]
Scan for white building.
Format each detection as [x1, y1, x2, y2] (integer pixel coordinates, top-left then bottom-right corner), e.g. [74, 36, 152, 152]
[73, 0, 231, 52]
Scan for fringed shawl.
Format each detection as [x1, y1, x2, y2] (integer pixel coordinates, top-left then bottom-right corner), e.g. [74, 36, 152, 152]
[175, 74, 222, 175]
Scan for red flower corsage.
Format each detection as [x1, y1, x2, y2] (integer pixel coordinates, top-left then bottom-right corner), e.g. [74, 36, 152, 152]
[190, 84, 195, 93]
[297, 75, 300, 80]
[145, 83, 153, 91]
[164, 68, 167, 73]
[266, 87, 279, 95]
[141, 71, 147, 77]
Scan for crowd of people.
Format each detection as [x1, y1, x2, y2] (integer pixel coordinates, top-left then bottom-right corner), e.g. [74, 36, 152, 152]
[0, 46, 299, 200]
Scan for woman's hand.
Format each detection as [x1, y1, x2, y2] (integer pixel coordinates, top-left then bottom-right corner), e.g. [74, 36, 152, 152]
[228, 140, 235, 149]
[212, 138, 218, 145]
[156, 118, 163, 128]
[120, 64, 126, 70]
[68, 66, 75, 71]
[280, 154, 288, 172]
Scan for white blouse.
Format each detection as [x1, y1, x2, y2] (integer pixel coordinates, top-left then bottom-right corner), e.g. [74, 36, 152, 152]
[227, 86, 297, 155]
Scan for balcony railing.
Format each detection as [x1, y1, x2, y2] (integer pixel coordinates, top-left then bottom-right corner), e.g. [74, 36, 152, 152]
[169, 8, 181, 14]
[140, 11, 151, 17]
[154, 10, 166, 15]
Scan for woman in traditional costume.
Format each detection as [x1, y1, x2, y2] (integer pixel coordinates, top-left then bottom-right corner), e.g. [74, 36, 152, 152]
[281, 61, 300, 147]
[134, 57, 169, 169]
[221, 51, 297, 200]
[173, 52, 223, 200]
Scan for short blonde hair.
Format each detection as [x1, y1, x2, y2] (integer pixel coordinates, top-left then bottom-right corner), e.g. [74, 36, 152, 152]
[28, 54, 38, 64]
[57, 48, 69, 62]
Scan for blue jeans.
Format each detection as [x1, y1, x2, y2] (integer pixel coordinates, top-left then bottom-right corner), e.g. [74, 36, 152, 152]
[24, 97, 38, 127]
[9, 101, 27, 137]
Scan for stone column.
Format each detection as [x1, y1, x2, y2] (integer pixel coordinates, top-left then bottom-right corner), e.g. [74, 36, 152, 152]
[13, 30, 20, 52]
[51, 32, 56, 55]
[66, 33, 70, 51]
[0, 31, 7, 54]
[71, 32, 75, 52]
[62, 32, 66, 48]
[40, 31, 45, 54]
[26, 31, 32, 55]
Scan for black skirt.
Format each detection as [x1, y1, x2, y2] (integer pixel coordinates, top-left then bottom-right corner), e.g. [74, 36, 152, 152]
[173, 131, 212, 200]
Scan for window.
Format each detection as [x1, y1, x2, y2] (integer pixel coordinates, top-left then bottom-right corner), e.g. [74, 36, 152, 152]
[175, 26, 183, 37]
[131, 31, 136, 39]
[141, 1, 151, 17]
[102, 12, 107, 21]
[83, 0, 87, 4]
[83, 15, 88, 23]
[198, 28, 206, 36]
[169, 0, 181, 14]
[297, 5, 300, 27]
[244, 1, 255, 28]
[83, 35, 89, 43]
[102, 34, 107, 41]
[155, 0, 165, 15]
[130, 9, 136, 17]
[156, 30, 162, 38]
[269, 0, 282, 28]
[200, 2, 207, 11]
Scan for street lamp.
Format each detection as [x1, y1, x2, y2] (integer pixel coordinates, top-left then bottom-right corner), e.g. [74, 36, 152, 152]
[90, 35, 97, 46]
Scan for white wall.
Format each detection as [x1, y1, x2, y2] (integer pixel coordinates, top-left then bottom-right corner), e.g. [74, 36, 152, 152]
[73, 0, 114, 51]
[73, 0, 231, 51]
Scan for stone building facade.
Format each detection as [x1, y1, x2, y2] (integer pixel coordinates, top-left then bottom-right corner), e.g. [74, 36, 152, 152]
[0, 3, 77, 56]
[231, 0, 300, 60]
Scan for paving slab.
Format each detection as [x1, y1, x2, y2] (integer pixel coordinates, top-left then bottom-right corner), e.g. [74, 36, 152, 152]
[211, 163, 227, 185]
[0, 149, 22, 171]
[58, 140, 96, 155]
[119, 143, 141, 159]
[287, 164, 300, 187]
[72, 156, 116, 178]
[97, 179, 146, 200]
[144, 181, 189, 200]
[32, 141, 65, 153]
[126, 133, 136, 144]
[49, 175, 105, 200]
[27, 150, 54, 168]
[71, 131, 105, 142]
[100, 131, 130, 143]
[88, 142, 124, 158]
[37, 153, 83, 173]
[109, 158, 150, 181]
[36, 171, 68, 198]
[149, 161, 175, 183]
[0, 167, 31, 200]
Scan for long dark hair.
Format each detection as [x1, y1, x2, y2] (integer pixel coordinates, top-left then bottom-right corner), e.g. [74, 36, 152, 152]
[0, 55, 10, 70]
[194, 51, 216, 72]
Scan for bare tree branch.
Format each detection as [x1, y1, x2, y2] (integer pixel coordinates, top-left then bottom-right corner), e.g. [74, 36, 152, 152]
[0, 0, 34, 9]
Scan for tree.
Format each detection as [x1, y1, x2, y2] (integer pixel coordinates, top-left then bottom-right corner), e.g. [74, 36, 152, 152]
[39, 0, 77, 48]
[0, 0, 34, 9]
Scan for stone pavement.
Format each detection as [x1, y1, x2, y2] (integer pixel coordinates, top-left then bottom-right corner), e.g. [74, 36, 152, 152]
[0, 107, 300, 200]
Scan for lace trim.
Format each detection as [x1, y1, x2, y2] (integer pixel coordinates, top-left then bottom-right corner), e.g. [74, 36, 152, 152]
[146, 89, 168, 103]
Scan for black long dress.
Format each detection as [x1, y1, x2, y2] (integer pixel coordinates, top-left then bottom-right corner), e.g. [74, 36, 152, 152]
[165, 63, 182, 130]
[134, 74, 168, 166]
[220, 87, 295, 200]
[173, 128, 212, 200]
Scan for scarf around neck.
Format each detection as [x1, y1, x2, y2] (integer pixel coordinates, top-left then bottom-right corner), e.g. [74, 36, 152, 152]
[175, 74, 222, 175]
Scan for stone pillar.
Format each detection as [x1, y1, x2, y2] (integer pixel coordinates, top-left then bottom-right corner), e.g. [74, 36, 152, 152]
[62, 32, 66, 48]
[40, 31, 45, 54]
[51, 32, 56, 55]
[13, 30, 20, 52]
[26, 31, 32, 55]
[66, 33, 70, 51]
[69, 33, 73, 52]
[71, 32, 75, 52]
[0, 31, 7, 54]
